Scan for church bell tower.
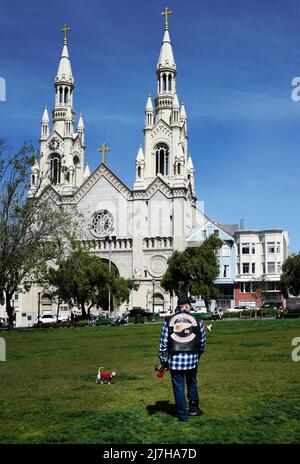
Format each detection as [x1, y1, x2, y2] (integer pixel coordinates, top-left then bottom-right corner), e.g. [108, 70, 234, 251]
[29, 24, 88, 196]
[134, 7, 196, 195]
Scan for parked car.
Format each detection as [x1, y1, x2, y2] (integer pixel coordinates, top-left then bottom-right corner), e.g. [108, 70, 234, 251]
[129, 307, 152, 317]
[190, 308, 207, 314]
[159, 310, 173, 317]
[57, 314, 70, 322]
[35, 314, 57, 324]
[0, 318, 8, 328]
[234, 305, 253, 311]
[260, 302, 282, 309]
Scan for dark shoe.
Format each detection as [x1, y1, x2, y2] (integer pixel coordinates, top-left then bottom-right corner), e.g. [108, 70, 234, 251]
[189, 400, 203, 416]
[189, 407, 203, 416]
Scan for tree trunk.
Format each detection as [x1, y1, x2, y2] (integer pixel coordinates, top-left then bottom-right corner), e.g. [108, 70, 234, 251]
[81, 302, 86, 318]
[56, 300, 61, 322]
[5, 291, 15, 330]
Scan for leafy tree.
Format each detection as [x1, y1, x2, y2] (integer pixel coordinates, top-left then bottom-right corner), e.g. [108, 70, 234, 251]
[0, 139, 76, 328]
[44, 246, 132, 317]
[281, 254, 300, 298]
[161, 234, 223, 309]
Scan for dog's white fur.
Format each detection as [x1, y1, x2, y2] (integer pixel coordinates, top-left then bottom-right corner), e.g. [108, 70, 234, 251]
[95, 366, 116, 384]
[204, 323, 212, 333]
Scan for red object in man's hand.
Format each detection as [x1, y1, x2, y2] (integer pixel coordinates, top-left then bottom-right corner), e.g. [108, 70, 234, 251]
[156, 370, 165, 378]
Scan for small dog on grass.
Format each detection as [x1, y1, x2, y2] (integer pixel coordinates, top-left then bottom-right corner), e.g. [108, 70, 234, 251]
[204, 323, 212, 333]
[96, 366, 116, 384]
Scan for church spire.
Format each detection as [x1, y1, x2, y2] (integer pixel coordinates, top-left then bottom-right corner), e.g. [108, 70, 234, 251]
[40, 105, 50, 140]
[53, 24, 75, 134]
[145, 94, 154, 128]
[157, 8, 176, 71]
[155, 8, 177, 124]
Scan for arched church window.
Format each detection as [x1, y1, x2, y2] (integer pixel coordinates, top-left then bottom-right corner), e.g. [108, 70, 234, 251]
[31, 174, 35, 185]
[73, 156, 80, 186]
[59, 87, 63, 104]
[137, 166, 142, 178]
[162, 74, 167, 92]
[177, 163, 181, 175]
[91, 210, 114, 237]
[50, 154, 61, 185]
[168, 74, 172, 91]
[64, 88, 69, 104]
[155, 144, 169, 176]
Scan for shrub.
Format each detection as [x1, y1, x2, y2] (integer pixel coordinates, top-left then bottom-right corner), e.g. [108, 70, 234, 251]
[286, 307, 300, 314]
[223, 311, 239, 318]
[74, 320, 89, 327]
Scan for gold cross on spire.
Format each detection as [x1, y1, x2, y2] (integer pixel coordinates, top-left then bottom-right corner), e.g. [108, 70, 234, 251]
[162, 7, 173, 29]
[98, 143, 111, 164]
[61, 24, 71, 45]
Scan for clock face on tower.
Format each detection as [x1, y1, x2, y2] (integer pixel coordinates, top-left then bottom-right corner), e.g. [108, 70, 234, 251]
[48, 137, 60, 151]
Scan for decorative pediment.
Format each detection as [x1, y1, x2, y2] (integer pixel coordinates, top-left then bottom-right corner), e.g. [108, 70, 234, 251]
[74, 162, 132, 203]
[187, 220, 234, 242]
[144, 175, 172, 199]
[150, 120, 172, 143]
[39, 184, 62, 206]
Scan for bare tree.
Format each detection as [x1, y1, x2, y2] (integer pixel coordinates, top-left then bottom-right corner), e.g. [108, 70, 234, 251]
[0, 139, 77, 328]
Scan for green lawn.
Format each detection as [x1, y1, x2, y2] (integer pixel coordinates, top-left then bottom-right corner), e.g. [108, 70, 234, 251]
[0, 320, 299, 444]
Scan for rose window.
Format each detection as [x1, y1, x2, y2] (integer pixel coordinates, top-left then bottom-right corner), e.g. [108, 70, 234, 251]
[91, 210, 114, 236]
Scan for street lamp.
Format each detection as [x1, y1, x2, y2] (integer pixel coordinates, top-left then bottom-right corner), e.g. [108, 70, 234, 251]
[108, 237, 112, 317]
[152, 278, 156, 314]
[38, 291, 41, 324]
[106, 234, 116, 317]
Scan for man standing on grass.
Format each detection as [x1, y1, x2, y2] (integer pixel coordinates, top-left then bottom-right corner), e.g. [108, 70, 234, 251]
[159, 295, 206, 422]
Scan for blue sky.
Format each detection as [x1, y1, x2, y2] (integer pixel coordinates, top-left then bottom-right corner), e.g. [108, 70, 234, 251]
[0, 0, 299, 252]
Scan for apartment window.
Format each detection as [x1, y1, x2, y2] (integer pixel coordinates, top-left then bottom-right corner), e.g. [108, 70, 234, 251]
[201, 230, 207, 240]
[27, 315, 32, 321]
[213, 230, 219, 237]
[267, 262, 275, 273]
[267, 242, 275, 254]
[237, 263, 240, 274]
[242, 263, 250, 274]
[252, 263, 255, 274]
[22, 313, 26, 317]
[14, 293, 19, 301]
[251, 243, 255, 254]
[277, 262, 281, 273]
[276, 242, 281, 253]
[223, 265, 230, 278]
[242, 243, 250, 254]
[240, 282, 252, 293]
[222, 244, 230, 257]
[262, 262, 266, 274]
[237, 244, 240, 255]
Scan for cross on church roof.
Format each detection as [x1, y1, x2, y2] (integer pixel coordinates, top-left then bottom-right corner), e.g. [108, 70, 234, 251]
[98, 143, 111, 164]
[61, 24, 71, 45]
[162, 7, 173, 29]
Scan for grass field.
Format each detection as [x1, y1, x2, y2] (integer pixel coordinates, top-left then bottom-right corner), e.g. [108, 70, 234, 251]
[0, 320, 299, 444]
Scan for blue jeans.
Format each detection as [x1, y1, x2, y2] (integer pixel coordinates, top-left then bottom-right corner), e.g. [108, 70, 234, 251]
[170, 367, 199, 421]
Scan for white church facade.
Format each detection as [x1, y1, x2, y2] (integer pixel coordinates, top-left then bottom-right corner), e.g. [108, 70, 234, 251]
[10, 12, 210, 325]
[0, 12, 289, 327]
